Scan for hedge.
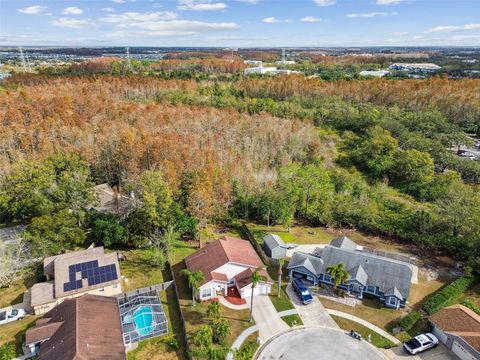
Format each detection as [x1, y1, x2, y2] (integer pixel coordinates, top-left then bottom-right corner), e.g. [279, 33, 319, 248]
[398, 310, 422, 331]
[423, 276, 475, 315]
[461, 299, 480, 315]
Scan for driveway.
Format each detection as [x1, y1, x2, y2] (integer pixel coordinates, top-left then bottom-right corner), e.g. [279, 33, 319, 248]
[286, 283, 338, 328]
[381, 342, 458, 360]
[252, 295, 288, 344]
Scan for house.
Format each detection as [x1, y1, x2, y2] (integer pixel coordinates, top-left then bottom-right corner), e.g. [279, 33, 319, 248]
[30, 246, 122, 315]
[287, 236, 413, 309]
[88, 183, 135, 217]
[184, 236, 272, 301]
[430, 304, 480, 360]
[263, 234, 287, 259]
[25, 294, 126, 360]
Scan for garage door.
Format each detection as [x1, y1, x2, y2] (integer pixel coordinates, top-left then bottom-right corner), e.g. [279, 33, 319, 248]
[452, 340, 477, 360]
[242, 284, 268, 298]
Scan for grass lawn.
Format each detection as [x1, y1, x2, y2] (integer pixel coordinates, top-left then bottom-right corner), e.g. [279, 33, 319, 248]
[0, 316, 37, 353]
[117, 247, 189, 360]
[0, 271, 37, 309]
[320, 297, 405, 332]
[331, 315, 395, 349]
[460, 283, 480, 306]
[233, 331, 259, 359]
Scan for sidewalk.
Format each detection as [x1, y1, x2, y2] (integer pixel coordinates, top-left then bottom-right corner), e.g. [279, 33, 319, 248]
[325, 309, 400, 345]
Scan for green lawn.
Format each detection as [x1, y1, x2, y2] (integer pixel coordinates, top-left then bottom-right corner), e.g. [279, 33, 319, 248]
[0, 316, 37, 353]
[331, 315, 396, 349]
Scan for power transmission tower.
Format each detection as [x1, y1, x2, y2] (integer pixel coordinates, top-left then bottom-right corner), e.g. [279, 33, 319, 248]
[125, 47, 133, 73]
[19, 47, 28, 72]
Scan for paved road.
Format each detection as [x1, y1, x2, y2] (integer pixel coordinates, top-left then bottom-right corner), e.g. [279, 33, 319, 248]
[255, 326, 388, 360]
[252, 295, 288, 344]
[286, 283, 339, 328]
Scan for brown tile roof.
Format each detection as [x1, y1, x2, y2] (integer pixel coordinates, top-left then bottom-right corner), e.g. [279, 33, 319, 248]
[185, 236, 263, 285]
[234, 268, 271, 290]
[25, 322, 63, 344]
[26, 294, 126, 360]
[431, 304, 480, 352]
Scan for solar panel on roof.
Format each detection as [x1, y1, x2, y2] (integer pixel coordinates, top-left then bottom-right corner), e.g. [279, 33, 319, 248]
[63, 260, 118, 292]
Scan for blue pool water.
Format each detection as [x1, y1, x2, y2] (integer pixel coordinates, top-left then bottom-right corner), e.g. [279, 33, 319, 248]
[133, 305, 155, 336]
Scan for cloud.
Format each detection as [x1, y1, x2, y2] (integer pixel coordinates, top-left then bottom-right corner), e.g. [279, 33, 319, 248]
[376, 0, 405, 4]
[51, 17, 95, 28]
[263, 17, 280, 23]
[177, 0, 227, 11]
[346, 12, 398, 18]
[112, 0, 125, 3]
[236, 0, 261, 3]
[62, 7, 83, 15]
[450, 34, 480, 42]
[101, 11, 178, 25]
[426, 23, 480, 33]
[18, 5, 48, 15]
[301, 16, 321, 23]
[101, 11, 237, 36]
[314, 0, 336, 6]
[102, 7, 115, 12]
[392, 31, 409, 36]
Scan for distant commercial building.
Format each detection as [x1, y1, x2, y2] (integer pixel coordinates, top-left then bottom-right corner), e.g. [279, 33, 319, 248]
[389, 63, 441, 72]
[244, 60, 263, 66]
[275, 60, 296, 65]
[31, 246, 122, 315]
[359, 70, 390, 78]
[244, 66, 301, 76]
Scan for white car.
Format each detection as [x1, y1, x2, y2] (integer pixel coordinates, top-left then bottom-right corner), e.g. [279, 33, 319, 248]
[0, 308, 26, 326]
[459, 152, 476, 160]
[403, 333, 439, 355]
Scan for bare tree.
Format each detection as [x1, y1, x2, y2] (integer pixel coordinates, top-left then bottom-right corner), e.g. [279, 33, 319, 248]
[0, 238, 32, 288]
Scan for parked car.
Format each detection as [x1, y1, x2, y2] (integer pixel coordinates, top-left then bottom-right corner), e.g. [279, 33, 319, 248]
[403, 333, 438, 355]
[292, 278, 313, 305]
[0, 308, 26, 326]
[459, 152, 476, 160]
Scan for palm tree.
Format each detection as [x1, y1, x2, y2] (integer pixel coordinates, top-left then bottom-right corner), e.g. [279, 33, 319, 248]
[249, 268, 266, 322]
[181, 269, 205, 305]
[326, 263, 349, 289]
[277, 258, 285, 298]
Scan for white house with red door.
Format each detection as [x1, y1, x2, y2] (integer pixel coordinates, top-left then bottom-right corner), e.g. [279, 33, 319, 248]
[184, 236, 272, 301]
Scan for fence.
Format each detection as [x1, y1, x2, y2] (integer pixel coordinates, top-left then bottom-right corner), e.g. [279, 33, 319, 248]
[169, 263, 191, 359]
[240, 222, 278, 267]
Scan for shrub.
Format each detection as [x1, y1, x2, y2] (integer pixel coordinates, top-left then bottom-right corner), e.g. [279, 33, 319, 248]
[0, 342, 16, 360]
[461, 299, 480, 315]
[423, 276, 475, 315]
[398, 311, 422, 331]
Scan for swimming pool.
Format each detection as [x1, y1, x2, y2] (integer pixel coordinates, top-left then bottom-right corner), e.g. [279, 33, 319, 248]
[133, 305, 155, 336]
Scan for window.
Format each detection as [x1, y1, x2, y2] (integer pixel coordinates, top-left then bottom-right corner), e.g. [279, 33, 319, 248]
[201, 288, 212, 299]
[324, 274, 332, 283]
[113, 285, 118, 289]
[366, 285, 376, 294]
[387, 297, 397, 305]
[99, 288, 105, 292]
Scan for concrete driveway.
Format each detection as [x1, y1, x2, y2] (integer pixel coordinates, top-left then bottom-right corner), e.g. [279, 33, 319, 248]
[382, 342, 458, 360]
[286, 283, 339, 328]
[252, 294, 288, 344]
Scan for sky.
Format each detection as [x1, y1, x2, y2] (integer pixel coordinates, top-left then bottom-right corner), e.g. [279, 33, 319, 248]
[1, 0, 480, 47]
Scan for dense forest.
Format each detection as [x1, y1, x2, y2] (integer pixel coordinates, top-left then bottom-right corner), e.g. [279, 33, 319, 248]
[1, 59, 479, 270]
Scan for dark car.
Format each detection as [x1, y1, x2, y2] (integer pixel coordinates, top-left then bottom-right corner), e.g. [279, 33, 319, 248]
[292, 279, 313, 305]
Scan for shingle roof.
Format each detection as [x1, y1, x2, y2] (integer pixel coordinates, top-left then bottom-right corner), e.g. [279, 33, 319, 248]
[330, 236, 357, 251]
[348, 264, 368, 286]
[185, 236, 263, 286]
[431, 304, 480, 352]
[287, 252, 324, 276]
[25, 322, 63, 344]
[26, 294, 126, 360]
[263, 234, 285, 250]
[321, 245, 413, 299]
[234, 268, 271, 289]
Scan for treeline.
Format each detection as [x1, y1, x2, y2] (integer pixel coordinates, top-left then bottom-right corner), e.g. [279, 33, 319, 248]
[1, 73, 480, 269]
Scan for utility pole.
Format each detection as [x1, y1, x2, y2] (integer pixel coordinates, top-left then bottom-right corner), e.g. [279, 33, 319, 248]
[19, 47, 28, 72]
